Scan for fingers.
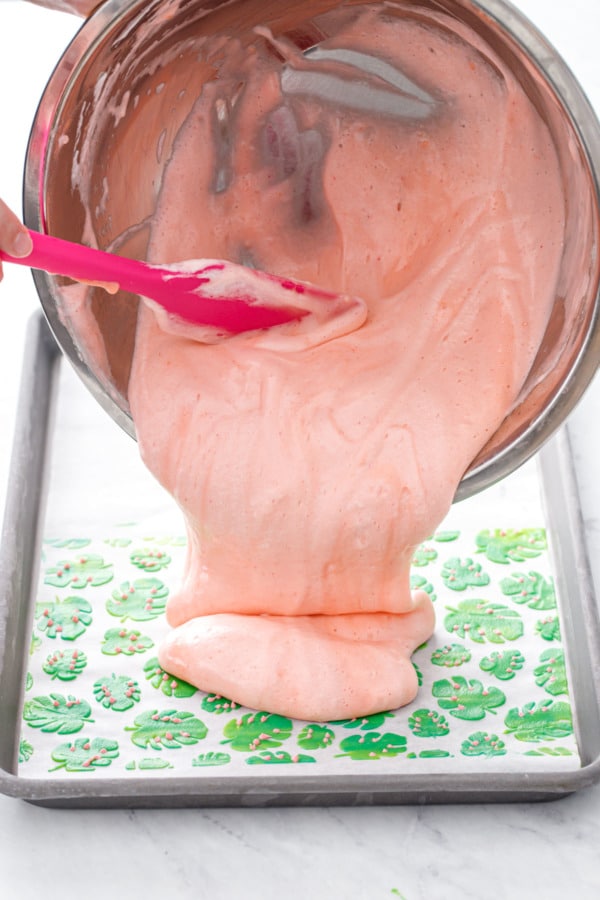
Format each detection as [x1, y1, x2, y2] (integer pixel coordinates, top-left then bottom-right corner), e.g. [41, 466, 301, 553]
[0, 198, 33, 282]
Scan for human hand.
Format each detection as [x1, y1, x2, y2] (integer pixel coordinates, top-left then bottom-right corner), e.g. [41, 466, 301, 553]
[0, 199, 33, 283]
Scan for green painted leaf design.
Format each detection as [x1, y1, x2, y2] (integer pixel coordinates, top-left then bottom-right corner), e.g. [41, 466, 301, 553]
[536, 615, 561, 642]
[192, 752, 232, 767]
[431, 643, 471, 668]
[412, 545, 438, 567]
[201, 694, 240, 715]
[407, 749, 452, 759]
[44, 553, 113, 588]
[42, 648, 87, 681]
[336, 732, 407, 760]
[413, 661, 423, 687]
[141, 535, 187, 547]
[36, 597, 93, 641]
[504, 700, 573, 742]
[138, 758, 173, 770]
[101, 627, 154, 656]
[432, 677, 506, 720]
[130, 547, 172, 573]
[50, 737, 119, 772]
[534, 649, 568, 696]
[331, 712, 394, 731]
[25, 672, 33, 691]
[18, 740, 34, 763]
[441, 557, 490, 591]
[93, 675, 141, 711]
[104, 537, 132, 548]
[23, 694, 93, 734]
[479, 649, 525, 681]
[30, 634, 42, 656]
[44, 539, 91, 550]
[433, 530, 460, 543]
[523, 746, 574, 757]
[143, 657, 197, 698]
[222, 712, 293, 752]
[297, 724, 335, 750]
[500, 571, 556, 610]
[475, 528, 546, 564]
[126, 709, 208, 750]
[408, 708, 450, 738]
[247, 751, 316, 765]
[444, 599, 523, 643]
[461, 732, 507, 757]
[410, 574, 436, 603]
[106, 578, 168, 622]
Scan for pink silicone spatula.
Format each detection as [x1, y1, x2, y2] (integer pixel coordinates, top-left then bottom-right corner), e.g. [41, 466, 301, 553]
[0, 229, 356, 335]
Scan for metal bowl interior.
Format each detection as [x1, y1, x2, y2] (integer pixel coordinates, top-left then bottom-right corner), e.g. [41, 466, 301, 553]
[24, 0, 600, 500]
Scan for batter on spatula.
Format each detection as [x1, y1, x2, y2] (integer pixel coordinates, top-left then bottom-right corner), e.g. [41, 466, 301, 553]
[128, 4, 565, 720]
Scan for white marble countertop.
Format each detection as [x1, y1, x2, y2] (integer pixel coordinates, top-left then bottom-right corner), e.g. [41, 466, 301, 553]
[1, 1, 600, 897]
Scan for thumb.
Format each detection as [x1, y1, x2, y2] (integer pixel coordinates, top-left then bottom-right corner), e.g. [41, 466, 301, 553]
[0, 198, 33, 258]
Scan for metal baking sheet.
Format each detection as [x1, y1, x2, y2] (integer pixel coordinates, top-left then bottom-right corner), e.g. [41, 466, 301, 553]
[1, 312, 600, 808]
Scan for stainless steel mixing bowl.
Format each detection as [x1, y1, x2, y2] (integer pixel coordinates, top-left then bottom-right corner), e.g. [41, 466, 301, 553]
[23, 0, 600, 500]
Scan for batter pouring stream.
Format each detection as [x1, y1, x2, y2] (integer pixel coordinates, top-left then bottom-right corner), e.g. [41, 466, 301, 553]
[127, 4, 565, 720]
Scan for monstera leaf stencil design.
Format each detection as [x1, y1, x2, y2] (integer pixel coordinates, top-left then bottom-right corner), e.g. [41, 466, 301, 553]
[504, 700, 573, 742]
[101, 627, 154, 656]
[500, 571, 556, 610]
[441, 557, 490, 591]
[332, 712, 395, 731]
[126, 709, 208, 750]
[192, 752, 232, 767]
[410, 574, 436, 603]
[93, 675, 141, 711]
[45, 539, 91, 550]
[444, 599, 523, 643]
[106, 578, 168, 622]
[36, 597, 93, 640]
[432, 677, 506, 720]
[431, 643, 472, 668]
[247, 751, 316, 765]
[336, 732, 407, 760]
[479, 650, 526, 681]
[461, 732, 507, 758]
[534, 649, 568, 696]
[143, 658, 197, 698]
[408, 708, 450, 738]
[412, 545, 438, 567]
[44, 554, 113, 588]
[297, 724, 336, 750]
[42, 649, 87, 681]
[201, 694, 240, 715]
[222, 712, 293, 752]
[130, 548, 172, 573]
[50, 737, 119, 772]
[536, 615, 561, 642]
[475, 528, 546, 564]
[23, 694, 93, 734]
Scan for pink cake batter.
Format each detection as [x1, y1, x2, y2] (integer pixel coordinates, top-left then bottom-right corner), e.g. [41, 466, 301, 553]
[124, 4, 565, 720]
